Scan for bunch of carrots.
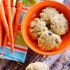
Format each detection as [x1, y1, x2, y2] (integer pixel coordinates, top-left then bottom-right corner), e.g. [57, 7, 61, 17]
[0, 0, 22, 51]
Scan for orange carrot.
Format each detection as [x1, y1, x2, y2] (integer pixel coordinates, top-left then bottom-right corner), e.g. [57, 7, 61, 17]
[18, 24, 21, 31]
[2, 0, 7, 48]
[4, 0, 17, 49]
[14, 0, 22, 40]
[3, 35, 8, 49]
[4, 0, 14, 51]
[0, 0, 11, 43]
[11, 0, 13, 7]
[11, 8, 16, 22]
[12, 0, 16, 23]
[0, 22, 2, 46]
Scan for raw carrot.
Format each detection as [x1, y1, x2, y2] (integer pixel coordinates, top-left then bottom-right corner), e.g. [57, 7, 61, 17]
[0, 0, 11, 43]
[14, 0, 22, 40]
[2, 0, 6, 48]
[4, 0, 14, 51]
[3, 35, 8, 49]
[2, 22, 7, 48]
[12, 0, 16, 23]
[18, 24, 21, 31]
[11, 0, 13, 7]
[4, 0, 17, 49]
[11, 8, 16, 22]
[0, 22, 2, 46]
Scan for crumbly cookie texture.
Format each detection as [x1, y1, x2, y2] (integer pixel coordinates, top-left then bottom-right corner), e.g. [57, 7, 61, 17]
[26, 62, 49, 70]
[29, 26, 48, 40]
[30, 18, 46, 28]
[50, 14, 68, 35]
[38, 31, 62, 50]
[29, 18, 48, 40]
[40, 7, 59, 25]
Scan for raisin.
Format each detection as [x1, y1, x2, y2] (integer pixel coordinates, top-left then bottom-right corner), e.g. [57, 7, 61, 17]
[48, 32, 52, 36]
